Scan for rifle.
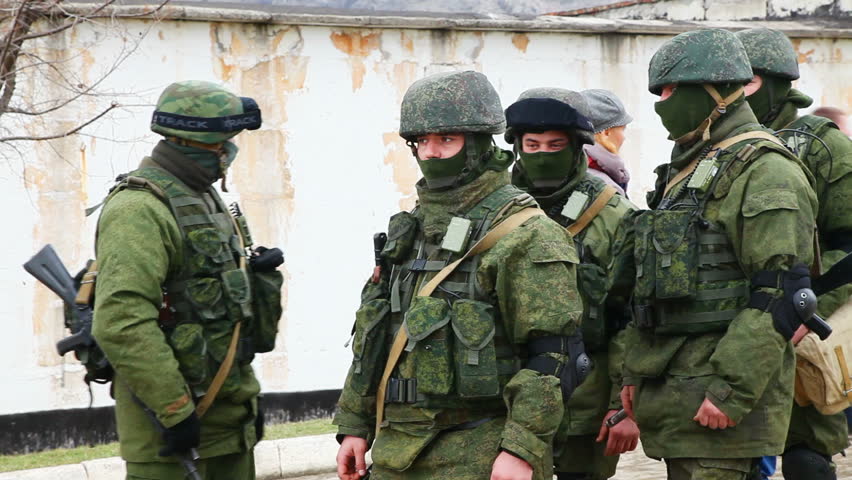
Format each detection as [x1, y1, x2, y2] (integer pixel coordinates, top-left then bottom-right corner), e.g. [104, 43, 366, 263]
[24, 245, 202, 480]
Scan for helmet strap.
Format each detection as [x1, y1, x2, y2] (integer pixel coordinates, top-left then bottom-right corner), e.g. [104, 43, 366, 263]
[672, 85, 744, 145]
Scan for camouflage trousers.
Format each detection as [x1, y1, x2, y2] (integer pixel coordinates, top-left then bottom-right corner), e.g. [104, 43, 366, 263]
[371, 417, 552, 480]
[125, 451, 255, 480]
[664, 458, 757, 480]
[554, 433, 619, 480]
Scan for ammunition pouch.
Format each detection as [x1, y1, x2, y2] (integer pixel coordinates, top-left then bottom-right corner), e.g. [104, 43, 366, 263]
[576, 261, 609, 350]
[248, 268, 283, 353]
[382, 211, 418, 264]
[348, 298, 390, 396]
[526, 335, 591, 402]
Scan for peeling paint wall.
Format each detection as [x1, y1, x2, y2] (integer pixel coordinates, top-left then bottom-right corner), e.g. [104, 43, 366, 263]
[3, 17, 851, 415]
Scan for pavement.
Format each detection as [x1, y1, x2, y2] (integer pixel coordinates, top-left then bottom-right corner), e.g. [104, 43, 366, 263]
[4, 434, 852, 479]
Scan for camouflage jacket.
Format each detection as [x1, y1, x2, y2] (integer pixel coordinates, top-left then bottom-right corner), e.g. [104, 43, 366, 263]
[333, 169, 583, 471]
[623, 102, 817, 458]
[92, 144, 261, 463]
[519, 173, 636, 436]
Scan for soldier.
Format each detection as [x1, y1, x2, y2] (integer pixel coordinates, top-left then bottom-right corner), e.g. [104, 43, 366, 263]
[333, 70, 587, 480]
[737, 27, 852, 480]
[619, 29, 818, 480]
[92, 80, 284, 480]
[504, 88, 639, 480]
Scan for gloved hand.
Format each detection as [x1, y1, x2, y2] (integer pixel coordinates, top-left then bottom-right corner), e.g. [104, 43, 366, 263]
[771, 264, 811, 340]
[158, 412, 201, 457]
[250, 246, 284, 272]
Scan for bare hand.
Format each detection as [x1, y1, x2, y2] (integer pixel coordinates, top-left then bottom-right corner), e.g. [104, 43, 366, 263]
[337, 435, 369, 480]
[490, 450, 533, 480]
[620, 385, 636, 420]
[792, 324, 811, 345]
[596, 409, 640, 456]
[693, 398, 735, 430]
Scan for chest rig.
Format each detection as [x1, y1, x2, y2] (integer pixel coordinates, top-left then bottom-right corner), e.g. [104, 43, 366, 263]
[348, 184, 534, 417]
[632, 135, 788, 335]
[101, 167, 255, 397]
[545, 178, 617, 350]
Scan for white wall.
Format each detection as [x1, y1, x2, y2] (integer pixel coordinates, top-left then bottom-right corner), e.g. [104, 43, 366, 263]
[2, 15, 850, 415]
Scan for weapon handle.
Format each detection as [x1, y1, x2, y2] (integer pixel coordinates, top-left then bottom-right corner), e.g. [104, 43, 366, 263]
[805, 314, 832, 340]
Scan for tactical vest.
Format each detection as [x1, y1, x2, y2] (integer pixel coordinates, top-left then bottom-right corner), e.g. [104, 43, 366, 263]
[348, 185, 534, 416]
[632, 135, 794, 335]
[99, 166, 282, 397]
[542, 177, 617, 351]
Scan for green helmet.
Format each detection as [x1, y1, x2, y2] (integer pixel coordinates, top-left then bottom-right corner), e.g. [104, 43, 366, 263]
[735, 28, 800, 80]
[648, 29, 754, 95]
[399, 71, 505, 140]
[505, 88, 594, 145]
[151, 80, 262, 144]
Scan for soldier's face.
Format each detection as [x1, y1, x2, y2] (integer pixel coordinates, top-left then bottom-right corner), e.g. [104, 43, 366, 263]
[415, 133, 465, 160]
[522, 131, 570, 153]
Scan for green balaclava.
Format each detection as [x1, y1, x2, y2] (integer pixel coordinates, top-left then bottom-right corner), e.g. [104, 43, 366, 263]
[654, 83, 744, 145]
[516, 140, 580, 190]
[167, 139, 239, 179]
[746, 76, 793, 124]
[415, 133, 501, 190]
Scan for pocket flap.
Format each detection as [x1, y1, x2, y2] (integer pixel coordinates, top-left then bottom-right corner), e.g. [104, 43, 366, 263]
[652, 210, 692, 253]
[451, 299, 496, 351]
[528, 240, 579, 264]
[187, 227, 227, 259]
[742, 188, 799, 217]
[404, 296, 451, 343]
[221, 269, 251, 305]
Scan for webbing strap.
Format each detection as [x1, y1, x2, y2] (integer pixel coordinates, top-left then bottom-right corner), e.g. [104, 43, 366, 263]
[699, 233, 729, 245]
[663, 130, 784, 196]
[693, 285, 749, 302]
[699, 251, 737, 265]
[697, 269, 745, 282]
[664, 309, 740, 324]
[171, 196, 206, 208]
[374, 207, 546, 435]
[74, 261, 98, 305]
[834, 346, 852, 402]
[567, 185, 617, 236]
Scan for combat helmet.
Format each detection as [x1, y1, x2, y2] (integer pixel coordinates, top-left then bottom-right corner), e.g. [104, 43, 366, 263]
[648, 29, 753, 95]
[399, 70, 505, 140]
[505, 87, 595, 145]
[151, 80, 262, 145]
[735, 28, 800, 80]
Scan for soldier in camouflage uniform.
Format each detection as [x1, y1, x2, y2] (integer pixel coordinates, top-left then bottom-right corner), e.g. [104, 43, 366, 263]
[504, 88, 639, 480]
[737, 27, 852, 480]
[333, 71, 587, 480]
[619, 29, 818, 480]
[92, 80, 284, 480]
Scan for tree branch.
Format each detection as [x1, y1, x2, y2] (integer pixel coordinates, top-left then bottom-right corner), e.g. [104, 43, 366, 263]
[0, 101, 118, 142]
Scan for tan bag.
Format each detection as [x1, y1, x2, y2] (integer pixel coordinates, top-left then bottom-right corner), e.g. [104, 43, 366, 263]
[794, 298, 852, 414]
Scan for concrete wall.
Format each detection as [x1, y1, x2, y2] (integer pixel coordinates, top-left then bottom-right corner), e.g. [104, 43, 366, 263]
[2, 12, 851, 415]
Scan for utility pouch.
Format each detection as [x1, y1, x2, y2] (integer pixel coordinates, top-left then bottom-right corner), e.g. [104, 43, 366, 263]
[632, 212, 657, 301]
[185, 277, 227, 321]
[349, 299, 390, 396]
[249, 270, 283, 353]
[653, 210, 699, 299]
[576, 262, 609, 350]
[167, 321, 208, 386]
[382, 212, 418, 264]
[187, 228, 233, 273]
[404, 296, 453, 396]
[451, 299, 499, 398]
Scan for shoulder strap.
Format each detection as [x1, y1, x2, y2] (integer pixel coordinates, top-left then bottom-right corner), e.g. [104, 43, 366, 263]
[375, 207, 546, 435]
[567, 185, 617, 237]
[663, 131, 785, 195]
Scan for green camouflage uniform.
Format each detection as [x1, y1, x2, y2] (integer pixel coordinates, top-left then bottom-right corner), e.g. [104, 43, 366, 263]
[623, 30, 819, 480]
[738, 27, 852, 465]
[334, 71, 584, 480]
[93, 81, 279, 480]
[507, 88, 637, 480]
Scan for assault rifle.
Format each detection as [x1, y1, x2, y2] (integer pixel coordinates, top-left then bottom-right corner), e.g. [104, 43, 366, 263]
[24, 245, 202, 480]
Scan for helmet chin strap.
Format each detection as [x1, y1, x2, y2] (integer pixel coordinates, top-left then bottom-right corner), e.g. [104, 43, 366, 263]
[673, 85, 745, 145]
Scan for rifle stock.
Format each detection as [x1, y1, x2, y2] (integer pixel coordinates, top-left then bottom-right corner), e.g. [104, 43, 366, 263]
[23, 245, 77, 307]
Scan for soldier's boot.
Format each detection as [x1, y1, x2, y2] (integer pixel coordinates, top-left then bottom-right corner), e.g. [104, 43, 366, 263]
[781, 445, 836, 480]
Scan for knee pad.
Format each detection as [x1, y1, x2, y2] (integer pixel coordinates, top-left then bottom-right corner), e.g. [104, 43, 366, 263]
[782, 446, 836, 480]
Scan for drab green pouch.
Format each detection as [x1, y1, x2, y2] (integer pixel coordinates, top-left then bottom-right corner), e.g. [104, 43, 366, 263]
[187, 227, 233, 272]
[349, 299, 390, 396]
[632, 211, 657, 301]
[167, 322, 208, 386]
[249, 270, 283, 353]
[653, 210, 699, 300]
[451, 299, 499, 398]
[577, 262, 609, 350]
[404, 296, 453, 396]
[185, 277, 227, 321]
[382, 211, 418, 264]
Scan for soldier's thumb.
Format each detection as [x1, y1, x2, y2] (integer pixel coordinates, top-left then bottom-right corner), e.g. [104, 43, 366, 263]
[595, 424, 608, 443]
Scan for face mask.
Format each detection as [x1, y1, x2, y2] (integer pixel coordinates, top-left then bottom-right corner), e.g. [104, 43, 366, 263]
[745, 77, 792, 124]
[218, 141, 239, 175]
[517, 144, 578, 189]
[654, 84, 744, 144]
[415, 134, 494, 190]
